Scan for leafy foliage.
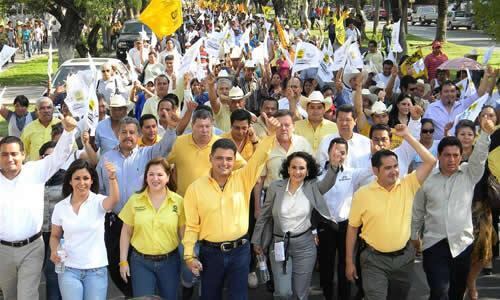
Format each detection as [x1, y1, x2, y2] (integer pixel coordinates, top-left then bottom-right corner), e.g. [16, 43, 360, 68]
[472, 0, 499, 41]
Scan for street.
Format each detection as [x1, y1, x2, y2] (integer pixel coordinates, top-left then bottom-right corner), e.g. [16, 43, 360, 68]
[408, 24, 499, 49]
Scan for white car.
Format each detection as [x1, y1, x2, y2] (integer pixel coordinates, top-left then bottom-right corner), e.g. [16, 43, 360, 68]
[49, 57, 132, 92]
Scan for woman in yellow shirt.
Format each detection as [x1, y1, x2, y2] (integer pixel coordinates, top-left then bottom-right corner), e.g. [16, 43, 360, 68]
[118, 158, 185, 299]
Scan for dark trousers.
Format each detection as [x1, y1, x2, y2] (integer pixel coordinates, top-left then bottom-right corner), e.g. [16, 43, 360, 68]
[42, 232, 61, 300]
[318, 220, 350, 300]
[422, 239, 472, 300]
[199, 242, 250, 300]
[104, 212, 133, 297]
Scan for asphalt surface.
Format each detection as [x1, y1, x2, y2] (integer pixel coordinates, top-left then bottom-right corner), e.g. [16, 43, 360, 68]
[407, 24, 499, 49]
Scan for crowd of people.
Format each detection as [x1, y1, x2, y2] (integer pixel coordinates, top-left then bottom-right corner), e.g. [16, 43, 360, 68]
[0, 3, 499, 300]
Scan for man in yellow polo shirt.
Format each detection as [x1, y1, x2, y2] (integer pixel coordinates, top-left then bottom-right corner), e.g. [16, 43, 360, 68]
[221, 109, 259, 161]
[295, 91, 338, 153]
[21, 97, 59, 161]
[167, 107, 246, 196]
[182, 113, 280, 300]
[345, 124, 436, 300]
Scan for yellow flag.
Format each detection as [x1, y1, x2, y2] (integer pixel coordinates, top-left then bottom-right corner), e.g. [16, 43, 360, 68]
[401, 48, 428, 79]
[333, 13, 347, 45]
[275, 17, 288, 49]
[139, 0, 183, 37]
[262, 6, 275, 19]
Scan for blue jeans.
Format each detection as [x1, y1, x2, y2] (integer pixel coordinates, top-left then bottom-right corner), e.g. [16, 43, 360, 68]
[130, 249, 180, 299]
[58, 266, 108, 300]
[199, 242, 250, 300]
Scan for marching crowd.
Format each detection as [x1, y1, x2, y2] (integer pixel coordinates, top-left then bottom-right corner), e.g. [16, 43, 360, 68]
[1, 3, 500, 300]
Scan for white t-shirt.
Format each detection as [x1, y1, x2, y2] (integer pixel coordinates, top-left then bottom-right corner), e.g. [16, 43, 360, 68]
[375, 73, 400, 93]
[52, 192, 109, 269]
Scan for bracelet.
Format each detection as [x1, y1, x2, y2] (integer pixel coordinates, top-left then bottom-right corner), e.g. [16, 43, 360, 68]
[119, 261, 128, 267]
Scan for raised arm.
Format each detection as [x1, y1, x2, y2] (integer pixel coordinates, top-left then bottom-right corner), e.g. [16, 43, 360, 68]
[352, 73, 368, 130]
[385, 65, 398, 100]
[206, 72, 221, 114]
[146, 112, 178, 159]
[102, 161, 120, 211]
[394, 124, 436, 184]
[465, 119, 494, 182]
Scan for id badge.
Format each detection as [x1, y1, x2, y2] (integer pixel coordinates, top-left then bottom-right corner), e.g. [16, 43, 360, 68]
[274, 241, 285, 262]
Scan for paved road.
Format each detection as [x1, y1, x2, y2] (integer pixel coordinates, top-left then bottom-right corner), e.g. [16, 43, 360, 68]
[408, 24, 499, 49]
[2, 86, 45, 103]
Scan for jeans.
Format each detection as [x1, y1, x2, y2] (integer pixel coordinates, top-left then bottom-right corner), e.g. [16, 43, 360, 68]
[199, 242, 250, 300]
[23, 41, 31, 58]
[423, 239, 472, 300]
[34, 40, 42, 54]
[58, 266, 108, 300]
[130, 249, 180, 299]
[43, 232, 62, 300]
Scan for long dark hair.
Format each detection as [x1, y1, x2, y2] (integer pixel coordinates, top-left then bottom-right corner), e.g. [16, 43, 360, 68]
[137, 157, 176, 193]
[280, 152, 320, 182]
[388, 93, 415, 128]
[62, 159, 99, 198]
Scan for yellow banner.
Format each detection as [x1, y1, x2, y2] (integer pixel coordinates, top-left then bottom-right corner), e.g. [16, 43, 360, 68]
[139, 0, 183, 37]
[401, 48, 428, 79]
[275, 17, 289, 49]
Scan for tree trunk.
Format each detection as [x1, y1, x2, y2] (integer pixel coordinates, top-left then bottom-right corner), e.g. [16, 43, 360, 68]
[272, 0, 286, 17]
[385, 0, 392, 22]
[401, 0, 408, 34]
[57, 9, 85, 65]
[87, 24, 101, 56]
[373, 0, 381, 36]
[353, 0, 367, 40]
[435, 0, 448, 41]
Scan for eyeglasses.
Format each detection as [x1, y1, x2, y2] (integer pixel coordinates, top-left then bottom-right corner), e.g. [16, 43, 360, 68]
[101, 69, 111, 73]
[421, 129, 435, 134]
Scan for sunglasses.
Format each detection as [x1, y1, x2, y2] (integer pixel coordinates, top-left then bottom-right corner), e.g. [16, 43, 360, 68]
[421, 129, 435, 134]
[101, 69, 111, 73]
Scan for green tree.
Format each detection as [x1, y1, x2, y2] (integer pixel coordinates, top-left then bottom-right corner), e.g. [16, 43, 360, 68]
[472, 0, 499, 41]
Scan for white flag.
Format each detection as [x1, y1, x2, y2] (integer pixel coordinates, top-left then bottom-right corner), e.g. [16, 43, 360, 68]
[47, 44, 53, 82]
[0, 46, 17, 71]
[482, 46, 495, 65]
[126, 52, 138, 82]
[179, 37, 205, 76]
[390, 20, 403, 53]
[346, 42, 364, 69]
[150, 33, 158, 50]
[331, 36, 353, 71]
[240, 27, 251, 46]
[139, 26, 148, 42]
[412, 58, 425, 74]
[451, 93, 489, 135]
[291, 42, 323, 74]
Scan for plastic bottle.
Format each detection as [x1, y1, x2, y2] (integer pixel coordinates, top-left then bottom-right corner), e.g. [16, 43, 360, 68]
[55, 239, 66, 274]
[256, 254, 270, 283]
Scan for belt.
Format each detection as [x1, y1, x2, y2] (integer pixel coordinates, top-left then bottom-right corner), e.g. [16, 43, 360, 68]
[200, 236, 248, 252]
[132, 247, 178, 261]
[366, 242, 409, 257]
[0, 232, 42, 247]
[273, 228, 312, 274]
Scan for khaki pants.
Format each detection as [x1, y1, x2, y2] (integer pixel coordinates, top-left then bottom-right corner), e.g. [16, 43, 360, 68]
[0, 237, 44, 300]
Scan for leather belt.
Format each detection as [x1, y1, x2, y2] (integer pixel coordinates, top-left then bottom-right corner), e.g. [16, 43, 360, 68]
[132, 247, 178, 261]
[274, 228, 312, 274]
[366, 241, 409, 257]
[201, 236, 248, 252]
[0, 232, 42, 247]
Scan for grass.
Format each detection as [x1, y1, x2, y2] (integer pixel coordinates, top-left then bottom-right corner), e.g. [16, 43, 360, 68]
[0, 56, 59, 86]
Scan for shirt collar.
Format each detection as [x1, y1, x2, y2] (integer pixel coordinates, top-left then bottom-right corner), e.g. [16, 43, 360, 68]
[285, 180, 304, 197]
[137, 189, 176, 206]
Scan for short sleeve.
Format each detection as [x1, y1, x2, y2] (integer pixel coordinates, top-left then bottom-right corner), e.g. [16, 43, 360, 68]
[348, 190, 364, 227]
[95, 193, 108, 214]
[402, 171, 420, 196]
[119, 197, 135, 226]
[51, 203, 63, 226]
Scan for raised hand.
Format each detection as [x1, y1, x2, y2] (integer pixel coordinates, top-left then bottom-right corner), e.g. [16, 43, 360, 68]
[165, 111, 181, 129]
[262, 112, 281, 135]
[328, 143, 344, 167]
[480, 118, 496, 135]
[60, 115, 77, 132]
[410, 104, 423, 120]
[104, 161, 116, 179]
[394, 124, 410, 137]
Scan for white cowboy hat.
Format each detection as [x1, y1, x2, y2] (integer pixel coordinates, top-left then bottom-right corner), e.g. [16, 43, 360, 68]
[228, 86, 251, 100]
[244, 60, 256, 69]
[342, 68, 365, 89]
[364, 101, 388, 116]
[362, 89, 378, 104]
[109, 94, 129, 108]
[368, 81, 386, 94]
[300, 91, 333, 111]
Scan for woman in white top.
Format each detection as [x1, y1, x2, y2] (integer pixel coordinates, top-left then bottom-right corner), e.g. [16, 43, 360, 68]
[50, 159, 119, 300]
[0, 95, 37, 137]
[252, 150, 342, 299]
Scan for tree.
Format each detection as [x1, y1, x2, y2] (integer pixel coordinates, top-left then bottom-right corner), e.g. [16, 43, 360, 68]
[472, 0, 499, 41]
[435, 0, 448, 41]
[372, 0, 381, 36]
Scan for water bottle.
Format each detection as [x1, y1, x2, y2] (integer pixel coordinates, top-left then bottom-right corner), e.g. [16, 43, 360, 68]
[55, 239, 67, 274]
[256, 254, 270, 283]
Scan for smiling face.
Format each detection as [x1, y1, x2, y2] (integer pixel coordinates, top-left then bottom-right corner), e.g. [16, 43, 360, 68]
[397, 97, 412, 115]
[231, 119, 249, 141]
[440, 84, 457, 106]
[69, 168, 93, 197]
[456, 127, 475, 149]
[288, 157, 308, 186]
[307, 102, 325, 123]
[210, 148, 235, 178]
[0, 142, 25, 177]
[373, 155, 399, 187]
[14, 102, 28, 116]
[118, 123, 139, 151]
[146, 164, 169, 192]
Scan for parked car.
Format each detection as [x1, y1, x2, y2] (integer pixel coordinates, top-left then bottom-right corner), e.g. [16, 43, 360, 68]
[447, 11, 474, 30]
[411, 6, 438, 25]
[116, 20, 152, 62]
[47, 58, 131, 93]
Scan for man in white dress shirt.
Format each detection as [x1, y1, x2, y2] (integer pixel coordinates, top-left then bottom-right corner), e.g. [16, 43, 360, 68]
[128, 37, 149, 74]
[0, 116, 77, 299]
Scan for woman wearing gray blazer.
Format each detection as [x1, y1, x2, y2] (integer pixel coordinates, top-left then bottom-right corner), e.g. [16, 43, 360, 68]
[252, 150, 342, 299]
